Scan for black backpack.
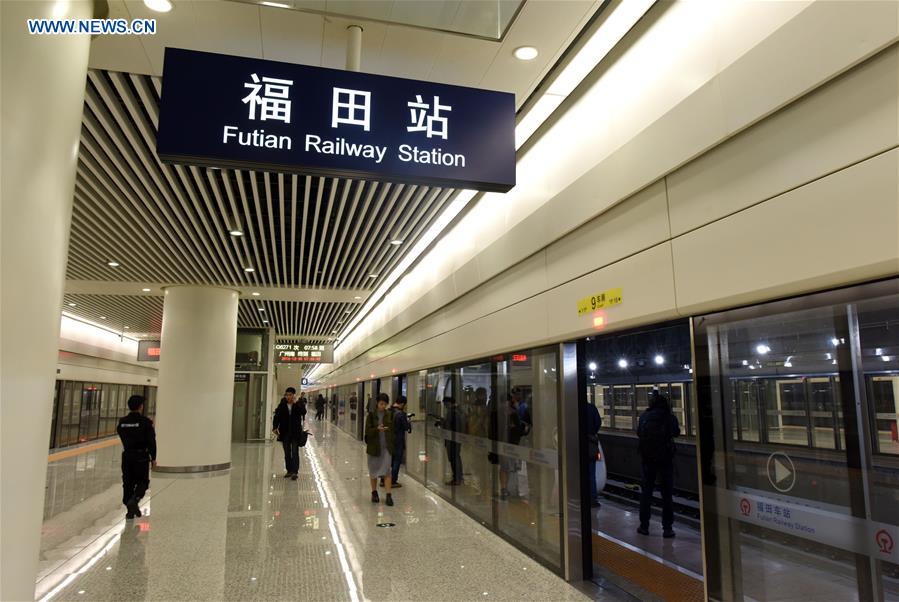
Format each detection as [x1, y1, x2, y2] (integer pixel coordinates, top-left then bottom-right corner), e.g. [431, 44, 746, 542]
[639, 409, 674, 462]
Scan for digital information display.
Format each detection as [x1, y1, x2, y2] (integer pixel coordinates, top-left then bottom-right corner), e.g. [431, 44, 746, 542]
[137, 340, 161, 362]
[157, 48, 516, 192]
[275, 343, 334, 364]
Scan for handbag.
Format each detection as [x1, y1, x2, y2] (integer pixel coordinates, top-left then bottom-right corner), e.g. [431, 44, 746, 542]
[297, 430, 309, 447]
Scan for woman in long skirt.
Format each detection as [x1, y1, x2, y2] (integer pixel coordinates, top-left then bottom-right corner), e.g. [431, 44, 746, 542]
[364, 393, 396, 506]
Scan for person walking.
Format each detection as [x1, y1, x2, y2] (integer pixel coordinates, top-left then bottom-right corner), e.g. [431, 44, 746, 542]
[365, 393, 396, 506]
[273, 387, 305, 479]
[315, 394, 325, 421]
[442, 396, 464, 486]
[117, 395, 157, 520]
[390, 396, 411, 487]
[637, 390, 680, 538]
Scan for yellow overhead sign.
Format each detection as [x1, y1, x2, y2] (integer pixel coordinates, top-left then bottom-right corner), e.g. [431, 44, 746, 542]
[577, 287, 623, 316]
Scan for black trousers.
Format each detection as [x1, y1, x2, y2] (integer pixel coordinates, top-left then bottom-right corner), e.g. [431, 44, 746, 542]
[445, 441, 463, 483]
[282, 439, 300, 474]
[122, 451, 150, 505]
[639, 460, 675, 529]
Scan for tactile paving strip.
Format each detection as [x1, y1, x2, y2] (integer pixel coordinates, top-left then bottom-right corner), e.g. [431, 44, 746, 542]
[592, 534, 704, 602]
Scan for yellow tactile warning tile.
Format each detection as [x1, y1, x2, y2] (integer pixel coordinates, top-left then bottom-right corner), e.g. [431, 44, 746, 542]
[48, 437, 120, 462]
[593, 534, 704, 602]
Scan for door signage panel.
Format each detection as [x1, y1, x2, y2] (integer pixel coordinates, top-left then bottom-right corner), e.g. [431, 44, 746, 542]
[157, 48, 516, 192]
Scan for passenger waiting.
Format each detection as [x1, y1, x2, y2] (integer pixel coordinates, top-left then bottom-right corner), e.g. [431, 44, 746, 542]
[586, 398, 602, 508]
[390, 396, 411, 487]
[497, 392, 528, 500]
[637, 390, 681, 538]
[365, 393, 395, 506]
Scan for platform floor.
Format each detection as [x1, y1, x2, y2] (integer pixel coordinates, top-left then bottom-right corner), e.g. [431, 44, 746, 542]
[36, 421, 622, 601]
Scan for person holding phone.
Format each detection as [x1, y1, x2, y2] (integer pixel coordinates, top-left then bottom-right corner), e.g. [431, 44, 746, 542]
[364, 393, 396, 506]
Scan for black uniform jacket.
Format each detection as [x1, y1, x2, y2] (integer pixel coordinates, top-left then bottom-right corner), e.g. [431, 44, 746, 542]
[273, 400, 306, 441]
[117, 412, 157, 461]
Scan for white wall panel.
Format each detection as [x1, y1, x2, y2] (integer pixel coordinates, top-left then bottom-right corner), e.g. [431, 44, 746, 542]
[544, 179, 669, 289]
[672, 149, 899, 316]
[545, 243, 677, 343]
[670, 45, 899, 236]
[57, 351, 158, 386]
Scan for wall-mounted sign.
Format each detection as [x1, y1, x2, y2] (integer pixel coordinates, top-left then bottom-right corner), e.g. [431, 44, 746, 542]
[275, 342, 334, 364]
[301, 378, 309, 386]
[576, 287, 623, 316]
[137, 340, 161, 362]
[157, 48, 516, 192]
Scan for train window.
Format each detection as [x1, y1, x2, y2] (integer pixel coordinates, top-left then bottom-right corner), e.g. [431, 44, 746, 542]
[584, 319, 693, 435]
[857, 293, 899, 457]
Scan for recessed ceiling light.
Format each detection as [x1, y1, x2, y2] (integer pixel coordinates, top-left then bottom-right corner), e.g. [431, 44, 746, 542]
[143, 0, 172, 13]
[229, 229, 244, 237]
[124, 326, 130, 329]
[261, 1, 290, 7]
[514, 46, 539, 61]
[251, 292, 261, 296]
[262, 320, 269, 324]
[244, 267, 255, 273]
[353, 296, 361, 300]
[588, 362, 597, 371]
[389, 239, 403, 245]
[617, 358, 628, 368]
[107, 261, 120, 267]
[100, 316, 107, 320]
[67, 302, 76, 307]
[368, 274, 378, 278]
[141, 288, 151, 292]
[258, 307, 265, 312]
[344, 309, 351, 313]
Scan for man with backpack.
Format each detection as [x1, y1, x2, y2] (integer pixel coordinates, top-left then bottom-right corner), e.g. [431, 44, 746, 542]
[637, 389, 680, 538]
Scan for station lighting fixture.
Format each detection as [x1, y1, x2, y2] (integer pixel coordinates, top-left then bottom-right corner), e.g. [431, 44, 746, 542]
[143, 0, 173, 12]
[67, 302, 76, 307]
[141, 288, 151, 292]
[875, 348, 883, 356]
[883, 356, 892, 362]
[368, 274, 378, 278]
[588, 362, 597, 371]
[784, 356, 794, 368]
[514, 46, 539, 61]
[107, 261, 120, 267]
[124, 326, 130, 329]
[251, 292, 261, 296]
[244, 267, 255, 273]
[262, 320, 269, 324]
[261, 1, 290, 7]
[741, 360, 749, 366]
[830, 337, 841, 347]
[354, 296, 362, 300]
[756, 344, 770, 355]
[654, 354, 665, 365]
[389, 239, 403, 246]
[100, 316, 107, 320]
[229, 229, 244, 237]
[258, 307, 265, 312]
[617, 358, 628, 369]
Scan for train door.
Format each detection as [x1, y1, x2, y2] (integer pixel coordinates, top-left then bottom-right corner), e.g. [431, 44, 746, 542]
[232, 374, 249, 441]
[695, 279, 899, 601]
[77, 383, 101, 443]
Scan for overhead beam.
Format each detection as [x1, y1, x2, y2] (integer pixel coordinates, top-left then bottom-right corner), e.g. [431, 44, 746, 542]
[65, 280, 369, 303]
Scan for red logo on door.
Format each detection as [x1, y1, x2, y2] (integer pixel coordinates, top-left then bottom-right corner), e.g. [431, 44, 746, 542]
[875, 529, 894, 555]
[740, 498, 751, 516]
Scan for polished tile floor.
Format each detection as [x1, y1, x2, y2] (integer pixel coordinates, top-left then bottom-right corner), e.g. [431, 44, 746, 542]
[37, 421, 606, 601]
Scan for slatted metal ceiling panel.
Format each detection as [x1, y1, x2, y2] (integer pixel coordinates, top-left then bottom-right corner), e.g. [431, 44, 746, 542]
[65, 69, 457, 339]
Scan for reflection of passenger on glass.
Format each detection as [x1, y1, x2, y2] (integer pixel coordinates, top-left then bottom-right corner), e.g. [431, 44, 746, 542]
[637, 389, 680, 538]
[441, 396, 464, 486]
[497, 391, 528, 500]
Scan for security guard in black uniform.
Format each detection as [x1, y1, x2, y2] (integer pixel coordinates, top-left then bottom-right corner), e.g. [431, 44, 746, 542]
[117, 395, 157, 519]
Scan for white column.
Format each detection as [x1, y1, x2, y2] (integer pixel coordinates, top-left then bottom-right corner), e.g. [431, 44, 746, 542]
[0, 1, 93, 599]
[155, 286, 239, 471]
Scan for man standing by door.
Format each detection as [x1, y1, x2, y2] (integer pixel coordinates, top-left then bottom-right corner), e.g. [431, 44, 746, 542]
[637, 390, 680, 538]
[273, 387, 305, 479]
[117, 395, 156, 519]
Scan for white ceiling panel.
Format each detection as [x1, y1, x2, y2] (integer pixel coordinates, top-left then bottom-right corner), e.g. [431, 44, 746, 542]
[374, 25, 446, 81]
[481, 0, 600, 106]
[429, 35, 501, 88]
[259, 6, 324, 64]
[88, 1, 153, 74]
[319, 16, 389, 70]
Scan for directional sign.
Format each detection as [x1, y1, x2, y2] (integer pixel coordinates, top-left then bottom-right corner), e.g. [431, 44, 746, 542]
[157, 48, 516, 192]
[766, 452, 796, 492]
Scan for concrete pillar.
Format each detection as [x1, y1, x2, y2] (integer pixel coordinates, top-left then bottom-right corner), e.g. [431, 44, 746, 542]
[155, 286, 239, 472]
[0, 1, 93, 599]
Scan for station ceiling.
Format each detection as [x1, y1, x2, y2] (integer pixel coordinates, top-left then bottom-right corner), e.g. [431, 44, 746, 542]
[63, 0, 603, 349]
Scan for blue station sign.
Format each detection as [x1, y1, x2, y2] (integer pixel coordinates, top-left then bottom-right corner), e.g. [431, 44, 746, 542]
[156, 48, 516, 192]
